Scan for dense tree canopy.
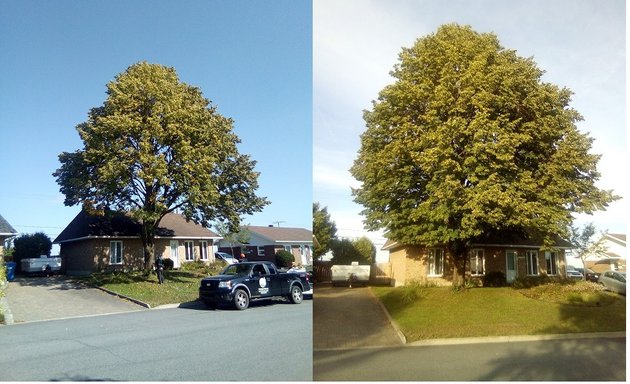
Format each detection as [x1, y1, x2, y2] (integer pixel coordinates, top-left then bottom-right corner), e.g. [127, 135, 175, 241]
[350, 24, 617, 282]
[313, 202, 337, 259]
[330, 237, 373, 265]
[54, 62, 269, 271]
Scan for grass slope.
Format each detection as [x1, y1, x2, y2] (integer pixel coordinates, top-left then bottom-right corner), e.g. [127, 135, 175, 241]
[372, 285, 625, 342]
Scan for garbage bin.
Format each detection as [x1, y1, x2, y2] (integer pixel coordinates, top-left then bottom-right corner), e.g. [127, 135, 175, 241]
[5, 262, 16, 281]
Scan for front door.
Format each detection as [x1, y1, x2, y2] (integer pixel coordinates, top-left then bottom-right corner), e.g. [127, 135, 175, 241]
[506, 250, 517, 283]
[170, 241, 180, 268]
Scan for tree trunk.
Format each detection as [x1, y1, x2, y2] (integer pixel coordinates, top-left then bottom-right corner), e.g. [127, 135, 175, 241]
[449, 240, 468, 287]
[141, 222, 156, 273]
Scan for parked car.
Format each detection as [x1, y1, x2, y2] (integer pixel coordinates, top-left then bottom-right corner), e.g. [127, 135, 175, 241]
[566, 270, 584, 279]
[575, 267, 600, 282]
[598, 270, 626, 295]
[198, 261, 311, 310]
[215, 252, 238, 265]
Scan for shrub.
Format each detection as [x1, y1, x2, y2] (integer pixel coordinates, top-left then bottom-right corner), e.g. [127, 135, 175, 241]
[483, 271, 507, 287]
[400, 280, 433, 303]
[275, 250, 295, 268]
[162, 258, 174, 270]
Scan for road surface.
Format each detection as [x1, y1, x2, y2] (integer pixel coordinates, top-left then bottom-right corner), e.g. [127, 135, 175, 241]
[314, 335, 625, 381]
[1, 299, 312, 381]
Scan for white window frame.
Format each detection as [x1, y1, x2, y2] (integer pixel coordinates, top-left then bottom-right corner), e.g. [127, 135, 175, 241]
[110, 241, 123, 265]
[545, 251, 558, 275]
[469, 249, 485, 276]
[184, 241, 194, 261]
[199, 241, 208, 261]
[257, 246, 265, 256]
[526, 250, 539, 276]
[428, 248, 444, 277]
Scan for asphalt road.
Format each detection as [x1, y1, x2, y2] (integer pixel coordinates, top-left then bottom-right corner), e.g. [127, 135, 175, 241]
[313, 335, 625, 381]
[0, 299, 312, 381]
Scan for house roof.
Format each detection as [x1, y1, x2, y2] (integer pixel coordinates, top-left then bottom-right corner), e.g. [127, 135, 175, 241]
[244, 225, 312, 243]
[0, 214, 18, 236]
[605, 233, 626, 245]
[381, 231, 573, 251]
[54, 210, 221, 244]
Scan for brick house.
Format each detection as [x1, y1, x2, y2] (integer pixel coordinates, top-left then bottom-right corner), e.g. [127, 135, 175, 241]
[218, 225, 313, 266]
[383, 232, 572, 286]
[54, 210, 221, 275]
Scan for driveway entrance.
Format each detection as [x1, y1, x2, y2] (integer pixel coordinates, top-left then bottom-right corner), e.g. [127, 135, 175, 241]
[313, 284, 404, 349]
[3, 276, 144, 324]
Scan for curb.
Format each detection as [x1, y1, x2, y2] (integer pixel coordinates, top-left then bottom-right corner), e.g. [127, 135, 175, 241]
[367, 286, 407, 344]
[407, 331, 626, 347]
[95, 286, 152, 309]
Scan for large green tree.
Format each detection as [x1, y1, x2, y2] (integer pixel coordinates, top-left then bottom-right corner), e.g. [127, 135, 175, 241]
[54, 62, 269, 272]
[313, 202, 337, 260]
[350, 24, 617, 284]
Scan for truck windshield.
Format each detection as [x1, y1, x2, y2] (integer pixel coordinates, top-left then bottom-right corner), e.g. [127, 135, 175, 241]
[222, 264, 251, 276]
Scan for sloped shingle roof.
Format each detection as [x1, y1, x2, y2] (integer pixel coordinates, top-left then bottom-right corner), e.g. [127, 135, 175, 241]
[245, 225, 312, 243]
[0, 214, 18, 235]
[54, 210, 220, 243]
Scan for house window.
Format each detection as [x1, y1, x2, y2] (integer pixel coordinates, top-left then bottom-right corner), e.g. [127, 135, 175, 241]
[257, 246, 265, 256]
[184, 241, 194, 261]
[526, 251, 539, 275]
[110, 241, 123, 265]
[545, 251, 558, 275]
[469, 249, 484, 276]
[199, 241, 208, 261]
[284, 245, 291, 253]
[428, 248, 444, 276]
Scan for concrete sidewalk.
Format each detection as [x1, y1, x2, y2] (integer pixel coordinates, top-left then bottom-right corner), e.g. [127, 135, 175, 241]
[2, 276, 144, 324]
[313, 284, 405, 350]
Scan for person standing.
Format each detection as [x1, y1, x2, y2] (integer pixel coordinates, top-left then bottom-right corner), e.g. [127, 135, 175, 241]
[155, 255, 165, 284]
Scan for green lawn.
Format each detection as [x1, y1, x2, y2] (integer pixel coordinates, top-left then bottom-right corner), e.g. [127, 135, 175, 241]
[372, 283, 625, 342]
[77, 262, 224, 307]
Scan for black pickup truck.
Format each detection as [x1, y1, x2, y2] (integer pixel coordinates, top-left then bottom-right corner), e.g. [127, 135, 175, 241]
[199, 261, 312, 310]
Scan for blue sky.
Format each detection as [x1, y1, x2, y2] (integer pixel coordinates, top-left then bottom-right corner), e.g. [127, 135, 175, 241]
[0, 0, 313, 249]
[314, 0, 626, 260]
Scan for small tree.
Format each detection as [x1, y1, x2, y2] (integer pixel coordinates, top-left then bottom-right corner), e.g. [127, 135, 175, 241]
[331, 238, 371, 265]
[313, 202, 337, 260]
[214, 222, 251, 257]
[13, 233, 53, 273]
[568, 223, 608, 279]
[353, 236, 376, 265]
[275, 250, 295, 268]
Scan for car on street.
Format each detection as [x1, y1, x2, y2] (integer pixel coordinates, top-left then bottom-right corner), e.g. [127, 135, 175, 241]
[199, 261, 311, 310]
[598, 270, 626, 295]
[575, 267, 600, 282]
[215, 252, 238, 265]
[566, 270, 584, 279]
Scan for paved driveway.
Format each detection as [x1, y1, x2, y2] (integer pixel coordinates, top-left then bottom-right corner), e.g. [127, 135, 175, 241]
[3, 276, 144, 324]
[313, 284, 404, 349]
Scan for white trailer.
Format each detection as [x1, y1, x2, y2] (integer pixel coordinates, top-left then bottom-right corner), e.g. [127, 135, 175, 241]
[21, 255, 62, 275]
[331, 262, 370, 287]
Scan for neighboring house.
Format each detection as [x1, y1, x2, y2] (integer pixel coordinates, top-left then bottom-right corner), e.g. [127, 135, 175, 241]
[218, 225, 313, 266]
[54, 210, 221, 275]
[382, 231, 572, 287]
[584, 233, 626, 273]
[0, 214, 18, 259]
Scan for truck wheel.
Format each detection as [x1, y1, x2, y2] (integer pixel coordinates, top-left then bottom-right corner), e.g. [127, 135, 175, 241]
[233, 289, 249, 310]
[288, 285, 303, 304]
